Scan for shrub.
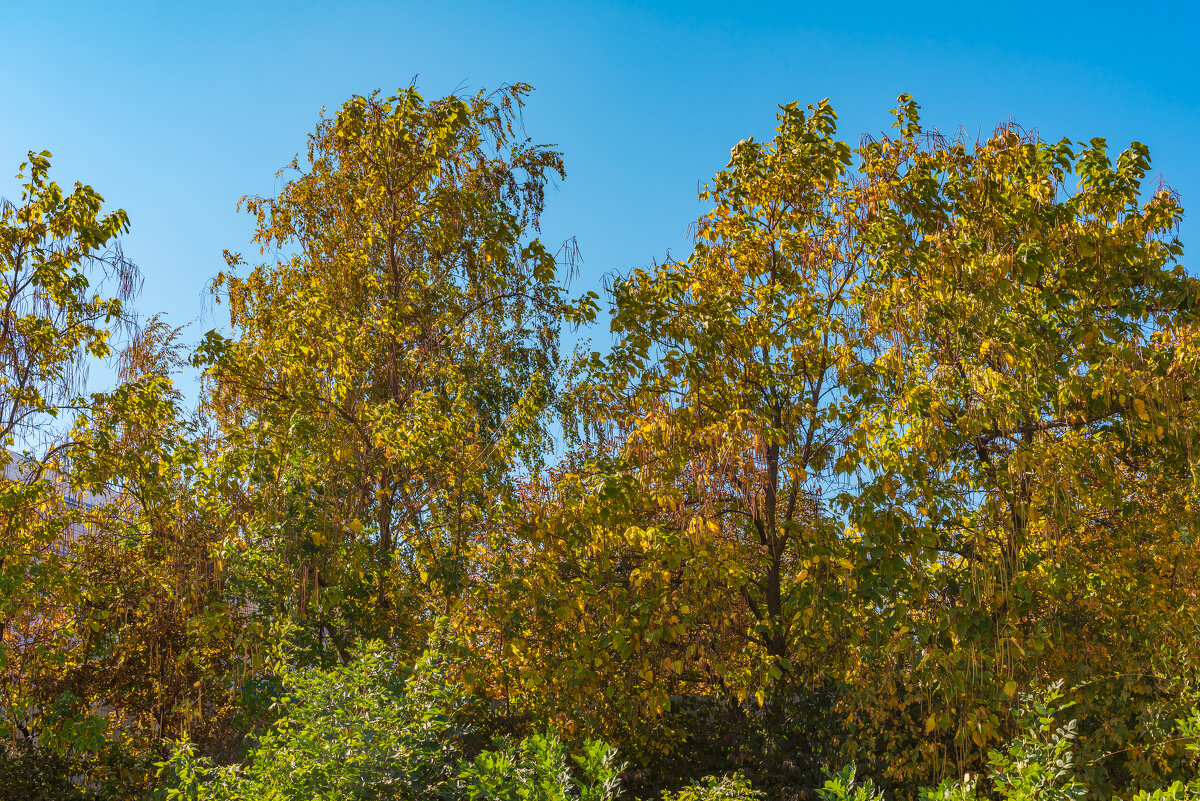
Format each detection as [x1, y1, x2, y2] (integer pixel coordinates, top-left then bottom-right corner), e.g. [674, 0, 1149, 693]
[459, 733, 622, 801]
[158, 637, 622, 801]
[659, 773, 764, 801]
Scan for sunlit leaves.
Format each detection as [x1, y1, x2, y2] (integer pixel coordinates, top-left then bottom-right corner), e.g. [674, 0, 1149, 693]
[202, 83, 577, 660]
[841, 98, 1200, 789]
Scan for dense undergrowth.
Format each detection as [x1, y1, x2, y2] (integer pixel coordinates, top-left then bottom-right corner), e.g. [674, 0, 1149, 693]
[149, 635, 1199, 801]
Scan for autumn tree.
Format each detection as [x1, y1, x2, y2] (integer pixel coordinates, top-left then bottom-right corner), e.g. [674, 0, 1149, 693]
[485, 98, 1200, 798]
[0, 152, 142, 765]
[65, 319, 246, 767]
[479, 101, 868, 776]
[0, 149, 309, 801]
[839, 97, 1200, 791]
[202, 84, 590, 659]
[0, 156, 241, 793]
[0, 150, 139, 453]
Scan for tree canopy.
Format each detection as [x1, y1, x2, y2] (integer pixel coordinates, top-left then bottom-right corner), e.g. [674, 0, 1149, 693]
[1, 86, 1197, 801]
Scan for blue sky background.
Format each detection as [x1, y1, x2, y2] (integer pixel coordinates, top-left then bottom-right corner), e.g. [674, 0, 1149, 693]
[2, 0, 1197, 393]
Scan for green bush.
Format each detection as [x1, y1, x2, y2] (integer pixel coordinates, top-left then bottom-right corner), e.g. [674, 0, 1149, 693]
[658, 773, 763, 800]
[157, 638, 622, 801]
[0, 738, 158, 801]
[0, 742, 83, 801]
[158, 640, 471, 800]
[459, 732, 622, 801]
[819, 766, 885, 801]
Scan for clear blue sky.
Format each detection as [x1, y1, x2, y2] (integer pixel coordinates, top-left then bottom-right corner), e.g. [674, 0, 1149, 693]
[3, 0, 1197, 376]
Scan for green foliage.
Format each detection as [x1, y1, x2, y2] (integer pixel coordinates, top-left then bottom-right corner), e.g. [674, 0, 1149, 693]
[0, 743, 84, 801]
[935, 683, 1199, 801]
[158, 635, 622, 801]
[0, 739, 158, 801]
[659, 773, 763, 801]
[985, 683, 1088, 801]
[459, 733, 623, 801]
[819, 766, 885, 801]
[158, 640, 470, 800]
